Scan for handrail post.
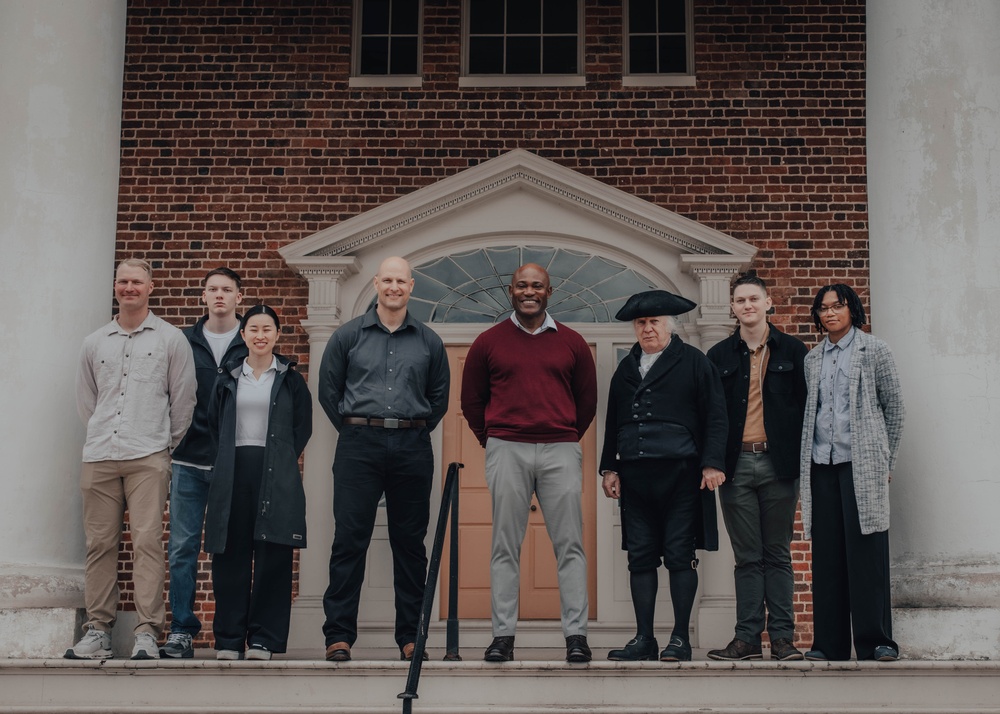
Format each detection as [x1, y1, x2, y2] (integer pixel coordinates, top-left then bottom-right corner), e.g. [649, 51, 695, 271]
[398, 461, 464, 711]
[445, 470, 461, 661]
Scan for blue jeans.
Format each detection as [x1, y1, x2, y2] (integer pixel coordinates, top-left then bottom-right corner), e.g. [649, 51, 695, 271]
[167, 463, 212, 636]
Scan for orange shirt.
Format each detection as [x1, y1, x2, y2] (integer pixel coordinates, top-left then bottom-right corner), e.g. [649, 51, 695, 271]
[742, 326, 770, 443]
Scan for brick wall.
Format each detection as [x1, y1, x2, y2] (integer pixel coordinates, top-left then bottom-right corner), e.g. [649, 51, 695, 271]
[115, 0, 868, 649]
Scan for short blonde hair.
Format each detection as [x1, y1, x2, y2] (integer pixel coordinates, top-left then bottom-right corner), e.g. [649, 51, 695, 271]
[117, 258, 153, 279]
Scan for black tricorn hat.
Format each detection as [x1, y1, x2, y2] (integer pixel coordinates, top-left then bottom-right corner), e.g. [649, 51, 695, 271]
[615, 289, 697, 321]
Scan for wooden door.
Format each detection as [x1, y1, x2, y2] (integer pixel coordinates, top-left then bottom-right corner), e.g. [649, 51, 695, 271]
[439, 345, 597, 620]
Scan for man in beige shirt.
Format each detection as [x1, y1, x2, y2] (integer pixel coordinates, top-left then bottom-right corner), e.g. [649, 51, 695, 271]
[68, 258, 196, 660]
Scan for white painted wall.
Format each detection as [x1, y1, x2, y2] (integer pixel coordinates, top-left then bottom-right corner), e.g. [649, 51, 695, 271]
[868, 0, 1000, 658]
[0, 0, 126, 656]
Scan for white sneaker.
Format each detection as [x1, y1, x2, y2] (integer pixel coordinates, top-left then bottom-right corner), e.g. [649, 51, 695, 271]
[246, 645, 272, 661]
[131, 632, 160, 660]
[64, 626, 112, 660]
[216, 649, 243, 660]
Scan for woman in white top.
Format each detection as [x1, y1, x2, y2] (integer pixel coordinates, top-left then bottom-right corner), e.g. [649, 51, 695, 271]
[205, 305, 312, 660]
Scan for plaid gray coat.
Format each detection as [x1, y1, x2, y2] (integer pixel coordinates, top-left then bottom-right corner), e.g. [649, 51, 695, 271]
[799, 329, 905, 537]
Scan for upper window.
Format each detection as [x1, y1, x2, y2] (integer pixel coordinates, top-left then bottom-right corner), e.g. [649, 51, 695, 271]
[624, 0, 695, 86]
[461, 0, 585, 87]
[351, 0, 422, 87]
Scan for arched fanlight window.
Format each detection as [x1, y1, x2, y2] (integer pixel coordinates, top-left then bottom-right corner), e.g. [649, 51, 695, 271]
[395, 246, 657, 323]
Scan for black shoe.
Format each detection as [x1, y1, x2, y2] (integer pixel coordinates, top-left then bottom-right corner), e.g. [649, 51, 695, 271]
[707, 637, 762, 661]
[607, 635, 659, 661]
[804, 649, 828, 661]
[565, 635, 592, 663]
[659, 635, 692, 662]
[484, 636, 515, 662]
[771, 638, 804, 661]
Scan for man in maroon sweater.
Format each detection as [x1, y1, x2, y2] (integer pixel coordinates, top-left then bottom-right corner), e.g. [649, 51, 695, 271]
[461, 263, 598, 663]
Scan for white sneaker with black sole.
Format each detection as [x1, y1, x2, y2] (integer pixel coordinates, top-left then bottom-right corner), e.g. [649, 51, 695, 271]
[64, 626, 112, 660]
[131, 632, 160, 660]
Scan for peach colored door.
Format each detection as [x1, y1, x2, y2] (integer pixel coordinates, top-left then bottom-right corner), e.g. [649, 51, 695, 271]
[440, 345, 597, 620]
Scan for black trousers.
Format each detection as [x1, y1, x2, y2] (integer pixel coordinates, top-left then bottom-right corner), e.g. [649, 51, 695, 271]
[619, 458, 699, 572]
[212, 446, 294, 653]
[810, 461, 897, 660]
[322, 426, 433, 648]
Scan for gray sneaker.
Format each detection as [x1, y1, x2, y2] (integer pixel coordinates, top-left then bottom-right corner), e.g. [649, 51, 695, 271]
[64, 626, 112, 660]
[131, 632, 160, 660]
[160, 632, 194, 659]
[217, 649, 244, 660]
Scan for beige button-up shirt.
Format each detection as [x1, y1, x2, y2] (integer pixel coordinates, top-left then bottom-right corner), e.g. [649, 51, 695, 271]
[76, 311, 196, 463]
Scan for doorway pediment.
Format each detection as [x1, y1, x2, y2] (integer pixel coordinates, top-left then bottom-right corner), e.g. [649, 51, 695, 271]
[279, 150, 755, 344]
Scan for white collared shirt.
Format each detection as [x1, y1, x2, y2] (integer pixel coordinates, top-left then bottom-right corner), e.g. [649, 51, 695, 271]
[509, 311, 558, 335]
[235, 356, 277, 447]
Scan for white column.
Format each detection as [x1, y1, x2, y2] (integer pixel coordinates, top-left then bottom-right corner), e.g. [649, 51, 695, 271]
[868, 0, 1000, 659]
[281, 258, 361, 650]
[0, 0, 126, 657]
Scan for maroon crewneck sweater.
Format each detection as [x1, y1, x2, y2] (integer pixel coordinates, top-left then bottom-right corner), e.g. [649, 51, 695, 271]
[460, 319, 598, 445]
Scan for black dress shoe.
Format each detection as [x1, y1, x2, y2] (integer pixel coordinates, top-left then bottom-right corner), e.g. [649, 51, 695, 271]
[659, 635, 692, 662]
[607, 635, 659, 661]
[484, 636, 515, 662]
[565, 635, 592, 663]
[804, 649, 828, 661]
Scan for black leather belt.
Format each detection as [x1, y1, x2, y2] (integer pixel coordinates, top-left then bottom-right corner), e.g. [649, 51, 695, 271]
[343, 417, 427, 429]
[741, 441, 768, 453]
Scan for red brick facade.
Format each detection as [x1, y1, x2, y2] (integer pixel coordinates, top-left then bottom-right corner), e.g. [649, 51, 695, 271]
[115, 0, 868, 648]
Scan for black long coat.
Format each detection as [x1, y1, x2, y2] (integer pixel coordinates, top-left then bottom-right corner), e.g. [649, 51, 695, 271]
[204, 354, 312, 553]
[599, 334, 728, 551]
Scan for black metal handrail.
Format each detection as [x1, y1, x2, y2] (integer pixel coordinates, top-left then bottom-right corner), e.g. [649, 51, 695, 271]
[398, 461, 463, 713]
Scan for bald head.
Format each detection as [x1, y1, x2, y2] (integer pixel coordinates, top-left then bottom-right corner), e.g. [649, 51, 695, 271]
[508, 263, 553, 330]
[374, 256, 415, 322]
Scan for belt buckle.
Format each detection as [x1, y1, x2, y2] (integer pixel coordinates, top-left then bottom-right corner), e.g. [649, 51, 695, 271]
[754, 442, 767, 453]
[383, 418, 400, 429]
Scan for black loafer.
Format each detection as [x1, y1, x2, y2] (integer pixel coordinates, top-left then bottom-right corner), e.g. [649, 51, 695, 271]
[804, 649, 828, 661]
[607, 635, 659, 661]
[659, 635, 692, 662]
[484, 636, 515, 662]
[565, 635, 592, 663]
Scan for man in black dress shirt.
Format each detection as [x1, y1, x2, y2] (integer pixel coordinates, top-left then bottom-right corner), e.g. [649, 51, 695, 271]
[318, 256, 450, 662]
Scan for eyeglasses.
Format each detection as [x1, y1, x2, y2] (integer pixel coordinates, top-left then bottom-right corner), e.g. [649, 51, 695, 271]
[815, 302, 847, 315]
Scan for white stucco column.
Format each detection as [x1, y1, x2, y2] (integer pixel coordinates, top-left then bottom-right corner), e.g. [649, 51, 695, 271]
[0, 0, 126, 657]
[282, 257, 361, 650]
[868, 0, 1000, 659]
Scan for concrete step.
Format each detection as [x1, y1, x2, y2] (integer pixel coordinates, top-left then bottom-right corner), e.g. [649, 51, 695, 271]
[2, 655, 998, 714]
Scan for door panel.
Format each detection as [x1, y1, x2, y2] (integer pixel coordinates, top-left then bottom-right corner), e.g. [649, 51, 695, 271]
[440, 345, 597, 620]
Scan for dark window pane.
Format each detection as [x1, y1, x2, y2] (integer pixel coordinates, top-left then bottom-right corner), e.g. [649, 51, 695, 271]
[391, 0, 419, 33]
[507, 0, 541, 34]
[470, 0, 504, 34]
[658, 0, 686, 33]
[360, 36, 389, 74]
[543, 0, 577, 34]
[658, 35, 686, 72]
[629, 35, 656, 74]
[390, 36, 418, 74]
[543, 36, 577, 73]
[629, 0, 655, 31]
[469, 36, 504, 73]
[361, 0, 390, 35]
[506, 36, 541, 73]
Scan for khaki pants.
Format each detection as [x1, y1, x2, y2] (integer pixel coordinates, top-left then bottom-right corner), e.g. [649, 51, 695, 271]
[81, 450, 171, 636]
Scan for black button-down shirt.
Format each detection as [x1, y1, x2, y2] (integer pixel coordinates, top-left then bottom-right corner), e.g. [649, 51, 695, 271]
[318, 307, 450, 432]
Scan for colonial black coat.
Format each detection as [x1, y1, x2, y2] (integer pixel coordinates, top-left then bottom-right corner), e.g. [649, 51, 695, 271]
[204, 354, 312, 553]
[600, 334, 728, 551]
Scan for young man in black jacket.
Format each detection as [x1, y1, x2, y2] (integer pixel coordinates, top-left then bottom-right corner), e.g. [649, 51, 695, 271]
[706, 272, 808, 662]
[161, 268, 247, 658]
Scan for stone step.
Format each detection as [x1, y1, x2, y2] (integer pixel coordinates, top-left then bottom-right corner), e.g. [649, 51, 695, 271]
[2, 656, 999, 714]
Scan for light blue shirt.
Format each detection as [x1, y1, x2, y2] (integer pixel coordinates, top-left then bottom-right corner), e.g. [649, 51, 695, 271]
[510, 311, 557, 335]
[812, 326, 856, 464]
